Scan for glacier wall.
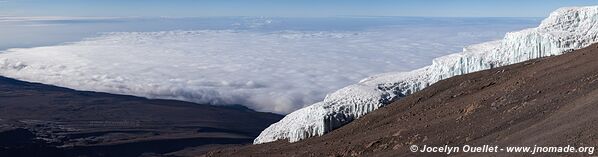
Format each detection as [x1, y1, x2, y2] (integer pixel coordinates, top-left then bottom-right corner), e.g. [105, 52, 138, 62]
[254, 6, 598, 144]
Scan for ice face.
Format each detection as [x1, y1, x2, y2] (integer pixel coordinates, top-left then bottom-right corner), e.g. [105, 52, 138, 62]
[254, 6, 598, 144]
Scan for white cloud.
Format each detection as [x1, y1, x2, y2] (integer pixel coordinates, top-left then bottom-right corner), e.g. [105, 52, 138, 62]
[0, 21, 533, 114]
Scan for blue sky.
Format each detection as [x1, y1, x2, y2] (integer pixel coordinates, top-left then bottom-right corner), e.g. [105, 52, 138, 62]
[0, 0, 596, 17]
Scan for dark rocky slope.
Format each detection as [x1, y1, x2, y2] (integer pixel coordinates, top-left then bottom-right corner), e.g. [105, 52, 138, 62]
[0, 76, 282, 157]
[206, 43, 598, 157]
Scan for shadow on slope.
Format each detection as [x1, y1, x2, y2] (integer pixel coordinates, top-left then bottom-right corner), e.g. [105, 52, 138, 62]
[0, 76, 283, 157]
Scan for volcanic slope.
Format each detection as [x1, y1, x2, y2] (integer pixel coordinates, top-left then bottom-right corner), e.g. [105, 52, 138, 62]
[205, 44, 598, 157]
[0, 76, 282, 157]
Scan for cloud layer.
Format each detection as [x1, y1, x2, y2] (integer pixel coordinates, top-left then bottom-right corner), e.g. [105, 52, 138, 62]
[0, 19, 537, 113]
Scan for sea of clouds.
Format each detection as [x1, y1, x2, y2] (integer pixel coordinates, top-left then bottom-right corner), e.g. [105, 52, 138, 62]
[0, 17, 539, 113]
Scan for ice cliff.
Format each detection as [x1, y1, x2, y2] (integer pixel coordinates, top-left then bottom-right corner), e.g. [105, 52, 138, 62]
[254, 6, 598, 144]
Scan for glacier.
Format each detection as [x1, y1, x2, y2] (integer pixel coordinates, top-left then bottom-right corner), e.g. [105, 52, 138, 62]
[254, 6, 598, 144]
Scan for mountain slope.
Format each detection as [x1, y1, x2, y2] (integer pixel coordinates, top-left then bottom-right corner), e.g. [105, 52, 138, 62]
[0, 76, 282, 157]
[254, 6, 598, 144]
[206, 43, 598, 156]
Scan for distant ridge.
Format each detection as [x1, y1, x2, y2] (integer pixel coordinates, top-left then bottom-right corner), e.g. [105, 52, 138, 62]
[0, 76, 282, 157]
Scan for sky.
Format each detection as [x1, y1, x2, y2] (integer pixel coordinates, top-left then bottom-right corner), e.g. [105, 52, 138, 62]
[0, 0, 596, 17]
